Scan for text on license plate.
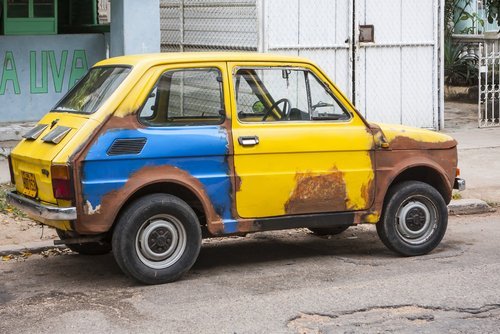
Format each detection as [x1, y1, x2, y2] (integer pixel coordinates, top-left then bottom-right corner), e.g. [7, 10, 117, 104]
[21, 171, 37, 198]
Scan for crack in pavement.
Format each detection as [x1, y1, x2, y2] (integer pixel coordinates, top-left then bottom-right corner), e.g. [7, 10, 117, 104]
[0, 289, 141, 333]
[288, 303, 500, 333]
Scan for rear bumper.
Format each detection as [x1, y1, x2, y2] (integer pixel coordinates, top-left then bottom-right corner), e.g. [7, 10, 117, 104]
[6, 191, 77, 221]
[454, 178, 466, 191]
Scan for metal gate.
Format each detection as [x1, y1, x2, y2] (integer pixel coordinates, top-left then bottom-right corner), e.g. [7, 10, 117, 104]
[263, 0, 443, 129]
[160, 0, 443, 129]
[354, 0, 441, 129]
[479, 42, 500, 127]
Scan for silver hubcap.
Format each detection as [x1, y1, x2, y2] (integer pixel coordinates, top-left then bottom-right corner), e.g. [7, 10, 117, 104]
[135, 214, 187, 269]
[396, 196, 437, 245]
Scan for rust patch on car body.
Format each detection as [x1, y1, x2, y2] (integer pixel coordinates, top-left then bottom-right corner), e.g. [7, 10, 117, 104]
[70, 114, 148, 233]
[360, 177, 375, 211]
[363, 125, 457, 222]
[285, 168, 347, 215]
[221, 116, 242, 223]
[388, 135, 457, 151]
[75, 164, 223, 235]
[368, 122, 389, 149]
[370, 147, 457, 218]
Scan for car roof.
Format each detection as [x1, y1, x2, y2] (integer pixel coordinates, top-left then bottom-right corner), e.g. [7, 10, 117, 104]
[95, 52, 314, 68]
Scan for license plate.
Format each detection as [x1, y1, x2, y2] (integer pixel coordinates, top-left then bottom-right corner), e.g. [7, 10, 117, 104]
[21, 171, 37, 198]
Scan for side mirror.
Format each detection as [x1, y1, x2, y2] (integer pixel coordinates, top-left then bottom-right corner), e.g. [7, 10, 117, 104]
[252, 101, 265, 113]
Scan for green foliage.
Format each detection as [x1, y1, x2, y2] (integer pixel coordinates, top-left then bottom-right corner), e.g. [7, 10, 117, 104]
[444, 1, 482, 86]
[445, 0, 461, 37]
[0, 184, 25, 217]
[444, 41, 479, 86]
[485, 0, 500, 25]
[445, 0, 485, 36]
[458, 11, 485, 34]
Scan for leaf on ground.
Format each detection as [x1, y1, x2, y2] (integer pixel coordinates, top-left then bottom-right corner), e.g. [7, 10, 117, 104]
[2, 255, 13, 261]
[41, 247, 70, 257]
[21, 251, 32, 258]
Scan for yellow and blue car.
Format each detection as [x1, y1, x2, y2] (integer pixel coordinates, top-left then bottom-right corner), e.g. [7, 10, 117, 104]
[7, 53, 465, 284]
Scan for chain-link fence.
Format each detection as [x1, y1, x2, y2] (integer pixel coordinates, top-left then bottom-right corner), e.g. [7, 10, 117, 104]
[160, 0, 258, 52]
[265, 0, 352, 100]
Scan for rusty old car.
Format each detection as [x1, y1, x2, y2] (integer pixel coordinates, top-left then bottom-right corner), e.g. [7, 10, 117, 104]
[7, 53, 465, 284]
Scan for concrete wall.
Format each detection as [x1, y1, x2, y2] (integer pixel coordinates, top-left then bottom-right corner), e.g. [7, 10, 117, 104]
[0, 34, 106, 123]
[111, 0, 160, 56]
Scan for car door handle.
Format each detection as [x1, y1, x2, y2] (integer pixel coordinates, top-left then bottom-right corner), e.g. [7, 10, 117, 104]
[238, 136, 259, 147]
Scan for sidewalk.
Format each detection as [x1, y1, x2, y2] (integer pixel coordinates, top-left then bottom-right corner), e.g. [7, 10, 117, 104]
[444, 101, 500, 205]
[443, 127, 500, 205]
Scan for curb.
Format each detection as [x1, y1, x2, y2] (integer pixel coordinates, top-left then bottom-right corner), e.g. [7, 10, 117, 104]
[0, 241, 65, 257]
[448, 199, 495, 215]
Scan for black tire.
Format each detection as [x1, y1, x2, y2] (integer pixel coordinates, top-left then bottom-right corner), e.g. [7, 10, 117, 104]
[112, 193, 201, 285]
[377, 181, 448, 256]
[56, 229, 112, 255]
[309, 225, 350, 236]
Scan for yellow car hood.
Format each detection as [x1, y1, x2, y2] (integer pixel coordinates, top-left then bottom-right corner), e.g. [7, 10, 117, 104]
[371, 123, 457, 150]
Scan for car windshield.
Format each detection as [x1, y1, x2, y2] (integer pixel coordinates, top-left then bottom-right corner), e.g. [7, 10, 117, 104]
[53, 66, 131, 114]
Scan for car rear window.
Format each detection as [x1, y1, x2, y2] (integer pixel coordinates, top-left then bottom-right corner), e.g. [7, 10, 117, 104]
[53, 66, 131, 115]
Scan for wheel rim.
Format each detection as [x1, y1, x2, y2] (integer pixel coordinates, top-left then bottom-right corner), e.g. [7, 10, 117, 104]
[395, 195, 438, 245]
[135, 214, 187, 269]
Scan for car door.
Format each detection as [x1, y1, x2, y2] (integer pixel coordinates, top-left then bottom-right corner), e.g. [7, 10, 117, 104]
[228, 62, 375, 219]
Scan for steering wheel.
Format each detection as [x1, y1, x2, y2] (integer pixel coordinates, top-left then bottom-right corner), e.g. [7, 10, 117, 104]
[262, 98, 291, 121]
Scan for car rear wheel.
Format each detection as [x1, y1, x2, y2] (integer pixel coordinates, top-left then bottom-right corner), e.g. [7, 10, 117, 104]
[56, 229, 112, 255]
[112, 193, 201, 285]
[308, 225, 350, 236]
[377, 181, 448, 256]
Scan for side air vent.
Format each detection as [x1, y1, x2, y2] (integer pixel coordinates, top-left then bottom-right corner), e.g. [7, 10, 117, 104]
[107, 138, 147, 156]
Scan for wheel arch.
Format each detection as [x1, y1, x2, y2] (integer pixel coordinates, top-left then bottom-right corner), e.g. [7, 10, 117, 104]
[111, 181, 212, 234]
[386, 165, 452, 204]
[75, 165, 223, 235]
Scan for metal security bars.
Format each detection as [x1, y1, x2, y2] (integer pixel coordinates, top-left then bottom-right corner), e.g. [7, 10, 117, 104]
[479, 42, 500, 127]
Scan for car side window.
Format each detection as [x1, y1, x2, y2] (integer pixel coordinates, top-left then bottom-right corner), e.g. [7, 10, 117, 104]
[139, 68, 224, 126]
[309, 73, 350, 121]
[234, 67, 350, 122]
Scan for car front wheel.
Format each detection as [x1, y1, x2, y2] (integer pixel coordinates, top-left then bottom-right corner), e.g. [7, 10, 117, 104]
[112, 194, 202, 284]
[377, 181, 448, 256]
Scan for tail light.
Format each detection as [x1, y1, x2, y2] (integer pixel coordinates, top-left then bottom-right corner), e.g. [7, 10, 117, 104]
[8, 155, 15, 185]
[456, 167, 461, 177]
[51, 164, 74, 200]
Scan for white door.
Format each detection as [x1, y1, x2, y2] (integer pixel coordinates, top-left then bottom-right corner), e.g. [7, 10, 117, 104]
[355, 0, 441, 129]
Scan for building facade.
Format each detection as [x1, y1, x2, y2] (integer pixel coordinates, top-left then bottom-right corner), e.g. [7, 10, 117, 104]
[1, 0, 444, 132]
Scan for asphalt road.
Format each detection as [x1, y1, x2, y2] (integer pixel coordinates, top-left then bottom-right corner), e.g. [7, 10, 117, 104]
[1, 212, 499, 333]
